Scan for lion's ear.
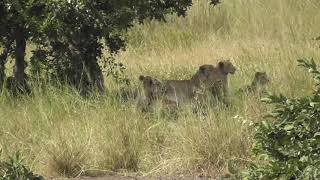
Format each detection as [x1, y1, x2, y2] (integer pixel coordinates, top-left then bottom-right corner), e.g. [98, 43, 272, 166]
[218, 61, 225, 70]
[139, 75, 145, 81]
[199, 65, 206, 73]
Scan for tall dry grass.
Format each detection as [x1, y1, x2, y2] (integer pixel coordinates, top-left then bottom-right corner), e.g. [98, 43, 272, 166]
[0, 0, 320, 178]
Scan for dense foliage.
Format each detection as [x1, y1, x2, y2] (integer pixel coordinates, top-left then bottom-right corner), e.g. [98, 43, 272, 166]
[0, 0, 220, 95]
[244, 58, 320, 179]
[0, 0, 47, 93]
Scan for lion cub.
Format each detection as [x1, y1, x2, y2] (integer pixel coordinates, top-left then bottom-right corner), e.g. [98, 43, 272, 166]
[137, 75, 164, 112]
[243, 71, 269, 94]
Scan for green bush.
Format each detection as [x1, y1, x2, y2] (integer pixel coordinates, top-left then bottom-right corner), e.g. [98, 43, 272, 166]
[243, 58, 320, 179]
[0, 150, 42, 180]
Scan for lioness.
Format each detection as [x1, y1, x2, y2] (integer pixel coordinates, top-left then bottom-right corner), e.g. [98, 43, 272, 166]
[138, 64, 222, 110]
[164, 64, 222, 106]
[210, 60, 236, 105]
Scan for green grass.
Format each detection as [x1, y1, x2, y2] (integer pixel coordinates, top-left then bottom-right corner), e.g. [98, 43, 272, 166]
[1, 0, 320, 178]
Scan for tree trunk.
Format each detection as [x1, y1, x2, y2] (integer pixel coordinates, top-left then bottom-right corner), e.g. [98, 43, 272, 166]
[0, 48, 8, 89]
[0, 39, 13, 89]
[88, 61, 105, 95]
[14, 27, 26, 81]
[68, 41, 105, 95]
[13, 26, 30, 94]
[68, 43, 90, 95]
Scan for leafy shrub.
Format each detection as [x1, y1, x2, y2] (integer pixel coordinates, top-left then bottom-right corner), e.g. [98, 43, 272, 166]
[101, 56, 130, 86]
[243, 58, 320, 179]
[0, 150, 42, 180]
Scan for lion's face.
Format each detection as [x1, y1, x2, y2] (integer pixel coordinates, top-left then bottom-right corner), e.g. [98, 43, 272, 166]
[139, 75, 162, 100]
[197, 64, 222, 88]
[254, 72, 269, 85]
[218, 60, 236, 74]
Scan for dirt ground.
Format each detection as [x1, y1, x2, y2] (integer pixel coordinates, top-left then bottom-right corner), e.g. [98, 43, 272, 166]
[52, 175, 222, 180]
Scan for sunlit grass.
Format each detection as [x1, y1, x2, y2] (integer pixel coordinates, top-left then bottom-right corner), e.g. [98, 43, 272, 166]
[0, 0, 320, 178]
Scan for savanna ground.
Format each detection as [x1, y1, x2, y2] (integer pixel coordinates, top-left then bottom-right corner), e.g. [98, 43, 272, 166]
[1, 0, 320, 179]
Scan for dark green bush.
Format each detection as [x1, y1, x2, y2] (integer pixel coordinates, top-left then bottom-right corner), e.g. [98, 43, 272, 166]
[243, 58, 320, 179]
[0, 150, 42, 180]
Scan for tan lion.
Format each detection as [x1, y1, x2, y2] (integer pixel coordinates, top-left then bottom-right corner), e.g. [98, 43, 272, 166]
[210, 60, 236, 106]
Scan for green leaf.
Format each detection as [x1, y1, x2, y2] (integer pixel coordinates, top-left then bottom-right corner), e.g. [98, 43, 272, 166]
[314, 132, 320, 137]
[310, 102, 319, 107]
[261, 97, 272, 103]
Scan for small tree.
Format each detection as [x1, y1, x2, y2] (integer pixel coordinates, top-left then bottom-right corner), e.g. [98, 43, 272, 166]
[33, 0, 196, 94]
[1, 0, 221, 94]
[0, 0, 47, 93]
[243, 58, 320, 179]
